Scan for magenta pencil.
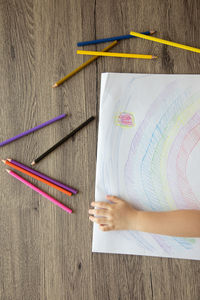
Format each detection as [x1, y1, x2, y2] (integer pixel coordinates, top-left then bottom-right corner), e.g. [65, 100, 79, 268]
[6, 169, 72, 214]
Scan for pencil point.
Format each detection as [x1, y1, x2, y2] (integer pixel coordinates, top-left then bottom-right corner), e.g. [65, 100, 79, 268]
[152, 56, 158, 59]
[7, 158, 11, 161]
[150, 30, 156, 35]
[31, 161, 35, 166]
[5, 169, 10, 173]
[1, 159, 6, 164]
[52, 83, 58, 88]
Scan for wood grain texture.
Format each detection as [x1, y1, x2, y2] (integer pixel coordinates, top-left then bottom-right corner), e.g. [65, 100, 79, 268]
[0, 0, 200, 299]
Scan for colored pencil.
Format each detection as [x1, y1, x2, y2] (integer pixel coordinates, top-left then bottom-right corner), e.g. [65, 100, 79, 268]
[7, 159, 78, 194]
[31, 116, 95, 165]
[0, 113, 67, 147]
[77, 50, 157, 59]
[130, 31, 200, 54]
[52, 41, 117, 87]
[6, 169, 72, 214]
[2, 160, 72, 196]
[77, 30, 156, 46]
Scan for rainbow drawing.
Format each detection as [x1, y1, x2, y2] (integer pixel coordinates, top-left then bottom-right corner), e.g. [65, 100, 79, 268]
[93, 73, 200, 260]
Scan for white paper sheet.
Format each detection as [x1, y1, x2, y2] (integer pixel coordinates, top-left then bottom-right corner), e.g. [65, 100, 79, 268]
[93, 72, 200, 260]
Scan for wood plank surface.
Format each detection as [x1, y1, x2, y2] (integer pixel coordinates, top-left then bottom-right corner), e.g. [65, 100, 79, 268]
[0, 0, 200, 299]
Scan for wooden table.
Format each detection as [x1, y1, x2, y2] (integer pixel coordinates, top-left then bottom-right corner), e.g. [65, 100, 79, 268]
[0, 0, 199, 299]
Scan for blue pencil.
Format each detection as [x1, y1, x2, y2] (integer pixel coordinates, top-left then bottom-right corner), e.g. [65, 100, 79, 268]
[77, 30, 156, 47]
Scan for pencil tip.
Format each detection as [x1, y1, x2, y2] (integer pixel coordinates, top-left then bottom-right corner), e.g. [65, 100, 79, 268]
[31, 161, 35, 166]
[5, 169, 10, 173]
[52, 83, 58, 88]
[7, 158, 11, 161]
[1, 159, 6, 163]
[150, 30, 156, 34]
[152, 56, 158, 59]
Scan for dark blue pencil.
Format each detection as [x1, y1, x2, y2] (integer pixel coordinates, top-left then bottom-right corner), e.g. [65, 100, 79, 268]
[77, 30, 156, 47]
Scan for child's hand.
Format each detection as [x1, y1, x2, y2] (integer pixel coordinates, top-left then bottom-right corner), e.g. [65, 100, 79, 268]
[88, 195, 139, 231]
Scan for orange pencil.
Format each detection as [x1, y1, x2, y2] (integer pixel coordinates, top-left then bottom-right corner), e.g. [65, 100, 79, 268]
[2, 160, 72, 196]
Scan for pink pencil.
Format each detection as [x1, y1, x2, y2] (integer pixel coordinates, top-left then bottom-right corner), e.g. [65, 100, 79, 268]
[6, 169, 72, 214]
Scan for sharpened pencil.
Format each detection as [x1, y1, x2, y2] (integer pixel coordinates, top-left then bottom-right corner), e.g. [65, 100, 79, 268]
[52, 41, 117, 87]
[77, 50, 157, 59]
[7, 158, 78, 194]
[31, 116, 95, 165]
[130, 31, 200, 54]
[6, 169, 72, 214]
[77, 30, 156, 46]
[2, 160, 72, 196]
[0, 113, 67, 147]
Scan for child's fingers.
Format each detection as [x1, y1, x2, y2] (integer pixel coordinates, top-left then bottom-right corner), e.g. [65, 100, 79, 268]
[89, 216, 109, 225]
[88, 209, 108, 217]
[90, 201, 111, 209]
[106, 195, 122, 203]
[99, 225, 114, 231]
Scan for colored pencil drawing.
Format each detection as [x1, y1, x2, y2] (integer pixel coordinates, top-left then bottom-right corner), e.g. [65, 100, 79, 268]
[124, 81, 200, 254]
[93, 73, 200, 260]
[115, 112, 135, 128]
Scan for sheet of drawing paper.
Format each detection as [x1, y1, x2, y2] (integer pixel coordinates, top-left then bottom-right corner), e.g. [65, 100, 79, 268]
[93, 72, 200, 260]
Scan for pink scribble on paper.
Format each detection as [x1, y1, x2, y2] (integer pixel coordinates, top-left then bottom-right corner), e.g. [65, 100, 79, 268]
[116, 112, 134, 128]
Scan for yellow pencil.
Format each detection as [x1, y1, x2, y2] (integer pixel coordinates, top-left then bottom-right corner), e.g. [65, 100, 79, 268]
[130, 31, 200, 54]
[77, 50, 157, 59]
[52, 41, 118, 87]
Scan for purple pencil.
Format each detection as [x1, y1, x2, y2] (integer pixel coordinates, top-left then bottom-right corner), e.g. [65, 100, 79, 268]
[0, 113, 67, 147]
[7, 159, 78, 195]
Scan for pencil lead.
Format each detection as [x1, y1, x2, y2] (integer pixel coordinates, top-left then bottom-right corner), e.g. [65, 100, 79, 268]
[52, 83, 58, 88]
[152, 56, 158, 59]
[5, 169, 10, 173]
[150, 30, 156, 35]
[1, 159, 6, 164]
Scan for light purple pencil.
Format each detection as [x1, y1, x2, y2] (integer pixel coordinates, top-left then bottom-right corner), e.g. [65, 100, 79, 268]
[7, 159, 78, 194]
[0, 113, 67, 147]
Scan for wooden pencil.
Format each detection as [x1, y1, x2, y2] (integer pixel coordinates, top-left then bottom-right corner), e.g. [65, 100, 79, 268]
[6, 169, 72, 214]
[31, 116, 95, 165]
[2, 160, 72, 196]
[130, 31, 200, 54]
[8, 158, 78, 194]
[77, 50, 157, 59]
[77, 30, 156, 46]
[0, 113, 66, 147]
[52, 41, 117, 87]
